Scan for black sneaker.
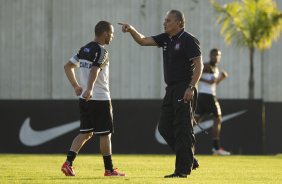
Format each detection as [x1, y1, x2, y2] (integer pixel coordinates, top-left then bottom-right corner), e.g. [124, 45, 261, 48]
[192, 157, 199, 170]
[164, 173, 187, 178]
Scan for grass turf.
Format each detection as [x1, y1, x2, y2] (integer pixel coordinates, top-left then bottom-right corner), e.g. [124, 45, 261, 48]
[0, 154, 281, 184]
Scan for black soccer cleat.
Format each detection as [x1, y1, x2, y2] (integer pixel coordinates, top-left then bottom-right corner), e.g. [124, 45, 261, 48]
[192, 157, 199, 170]
[164, 173, 187, 178]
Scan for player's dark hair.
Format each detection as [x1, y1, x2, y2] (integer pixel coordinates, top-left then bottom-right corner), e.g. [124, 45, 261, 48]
[168, 10, 185, 28]
[95, 21, 112, 36]
[210, 48, 220, 55]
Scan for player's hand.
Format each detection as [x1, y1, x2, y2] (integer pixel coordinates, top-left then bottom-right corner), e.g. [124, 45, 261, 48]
[221, 71, 228, 78]
[118, 23, 132, 33]
[82, 89, 92, 101]
[183, 88, 194, 102]
[74, 86, 83, 96]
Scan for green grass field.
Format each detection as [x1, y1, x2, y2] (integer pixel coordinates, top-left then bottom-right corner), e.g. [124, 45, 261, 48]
[0, 154, 281, 184]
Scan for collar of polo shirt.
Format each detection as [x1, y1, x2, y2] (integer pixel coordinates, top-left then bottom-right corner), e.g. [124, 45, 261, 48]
[170, 29, 185, 41]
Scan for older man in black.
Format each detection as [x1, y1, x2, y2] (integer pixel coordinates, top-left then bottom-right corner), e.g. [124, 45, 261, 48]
[119, 10, 203, 178]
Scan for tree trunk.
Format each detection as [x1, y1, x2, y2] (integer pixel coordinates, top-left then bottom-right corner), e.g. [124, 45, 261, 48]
[248, 48, 255, 99]
[261, 51, 265, 99]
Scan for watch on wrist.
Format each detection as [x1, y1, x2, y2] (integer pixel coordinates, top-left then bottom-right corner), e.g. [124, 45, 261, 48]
[188, 84, 195, 90]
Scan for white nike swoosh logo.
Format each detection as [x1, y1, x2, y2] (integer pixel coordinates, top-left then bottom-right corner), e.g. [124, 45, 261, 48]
[155, 110, 247, 145]
[19, 118, 80, 146]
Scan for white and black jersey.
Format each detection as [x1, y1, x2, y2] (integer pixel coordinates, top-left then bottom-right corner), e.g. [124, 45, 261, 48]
[70, 41, 110, 100]
[196, 62, 222, 117]
[198, 63, 220, 96]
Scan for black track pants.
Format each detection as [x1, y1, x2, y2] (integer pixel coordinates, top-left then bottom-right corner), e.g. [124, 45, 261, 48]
[158, 82, 195, 175]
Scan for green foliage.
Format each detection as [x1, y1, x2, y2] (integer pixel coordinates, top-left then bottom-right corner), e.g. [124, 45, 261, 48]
[210, 0, 282, 51]
[211, 0, 282, 99]
[1, 154, 282, 184]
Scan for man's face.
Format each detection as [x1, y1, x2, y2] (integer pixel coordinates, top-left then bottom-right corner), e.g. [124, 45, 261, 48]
[163, 13, 180, 35]
[105, 25, 114, 45]
[210, 50, 221, 65]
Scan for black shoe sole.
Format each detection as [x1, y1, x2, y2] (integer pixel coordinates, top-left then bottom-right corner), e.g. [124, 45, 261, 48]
[164, 173, 187, 178]
[192, 158, 199, 170]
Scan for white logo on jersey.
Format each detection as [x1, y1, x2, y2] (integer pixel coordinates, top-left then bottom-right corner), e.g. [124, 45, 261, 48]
[174, 43, 180, 50]
[80, 61, 92, 69]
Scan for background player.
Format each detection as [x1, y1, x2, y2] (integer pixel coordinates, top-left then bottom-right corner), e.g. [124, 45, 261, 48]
[195, 48, 230, 156]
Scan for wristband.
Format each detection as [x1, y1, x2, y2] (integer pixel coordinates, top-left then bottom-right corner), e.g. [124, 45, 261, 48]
[188, 84, 195, 90]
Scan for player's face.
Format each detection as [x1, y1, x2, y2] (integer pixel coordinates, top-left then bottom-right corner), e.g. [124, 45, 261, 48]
[105, 25, 114, 45]
[210, 51, 221, 64]
[163, 13, 180, 35]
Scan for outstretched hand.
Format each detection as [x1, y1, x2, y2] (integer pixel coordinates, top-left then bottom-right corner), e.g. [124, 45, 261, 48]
[118, 23, 132, 33]
[221, 71, 228, 78]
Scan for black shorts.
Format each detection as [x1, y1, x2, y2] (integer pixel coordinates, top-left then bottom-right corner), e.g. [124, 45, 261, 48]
[79, 99, 113, 135]
[195, 93, 221, 117]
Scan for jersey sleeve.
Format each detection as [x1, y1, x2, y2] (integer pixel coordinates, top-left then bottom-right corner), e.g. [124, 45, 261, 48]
[76, 43, 108, 69]
[91, 47, 107, 68]
[151, 33, 167, 47]
[69, 53, 80, 67]
[186, 37, 201, 61]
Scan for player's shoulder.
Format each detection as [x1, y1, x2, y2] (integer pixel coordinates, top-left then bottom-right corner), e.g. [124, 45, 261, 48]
[183, 31, 197, 39]
[84, 41, 101, 50]
[203, 62, 214, 73]
[79, 41, 101, 54]
[152, 32, 169, 40]
[183, 31, 200, 43]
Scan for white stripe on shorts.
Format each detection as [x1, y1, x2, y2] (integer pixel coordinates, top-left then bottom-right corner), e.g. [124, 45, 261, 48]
[80, 128, 94, 132]
[94, 130, 110, 134]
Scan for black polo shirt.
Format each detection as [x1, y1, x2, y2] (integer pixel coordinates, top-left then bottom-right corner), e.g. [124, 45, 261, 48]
[152, 29, 201, 85]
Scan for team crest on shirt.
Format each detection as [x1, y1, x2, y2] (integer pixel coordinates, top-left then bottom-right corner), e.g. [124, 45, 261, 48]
[83, 47, 90, 53]
[174, 43, 180, 50]
[163, 42, 167, 51]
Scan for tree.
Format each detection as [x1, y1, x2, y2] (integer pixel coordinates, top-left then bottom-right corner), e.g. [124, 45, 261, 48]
[211, 0, 282, 99]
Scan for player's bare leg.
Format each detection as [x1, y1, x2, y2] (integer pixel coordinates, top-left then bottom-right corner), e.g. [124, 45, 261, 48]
[100, 134, 112, 155]
[212, 116, 221, 141]
[70, 132, 93, 152]
[212, 116, 230, 155]
[61, 132, 93, 176]
[100, 134, 125, 176]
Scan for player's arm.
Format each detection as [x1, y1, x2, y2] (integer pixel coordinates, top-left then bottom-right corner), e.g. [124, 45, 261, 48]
[191, 57, 204, 86]
[118, 23, 157, 46]
[64, 61, 82, 96]
[82, 66, 100, 101]
[183, 57, 204, 101]
[216, 70, 228, 85]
